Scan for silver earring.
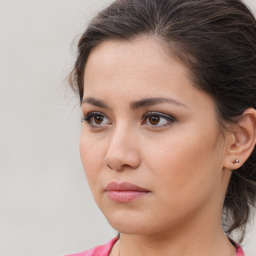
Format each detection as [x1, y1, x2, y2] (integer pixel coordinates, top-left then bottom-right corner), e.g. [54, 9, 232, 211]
[232, 159, 240, 164]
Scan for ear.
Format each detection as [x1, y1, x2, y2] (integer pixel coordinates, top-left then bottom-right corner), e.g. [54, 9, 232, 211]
[224, 108, 256, 170]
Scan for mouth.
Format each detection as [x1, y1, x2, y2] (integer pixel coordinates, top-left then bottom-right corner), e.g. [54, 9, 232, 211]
[105, 182, 150, 203]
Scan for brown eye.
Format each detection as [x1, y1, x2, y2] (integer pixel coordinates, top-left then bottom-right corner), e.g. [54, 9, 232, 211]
[148, 116, 160, 125]
[142, 112, 176, 128]
[83, 112, 111, 128]
[94, 115, 104, 124]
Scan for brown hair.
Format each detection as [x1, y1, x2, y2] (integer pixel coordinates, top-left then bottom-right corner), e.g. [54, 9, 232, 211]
[69, 0, 256, 241]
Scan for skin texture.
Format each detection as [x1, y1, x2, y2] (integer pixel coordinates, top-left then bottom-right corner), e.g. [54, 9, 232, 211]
[80, 37, 239, 256]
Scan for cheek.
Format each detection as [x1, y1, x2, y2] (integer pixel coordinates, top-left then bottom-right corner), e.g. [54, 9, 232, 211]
[80, 132, 105, 187]
[144, 127, 222, 205]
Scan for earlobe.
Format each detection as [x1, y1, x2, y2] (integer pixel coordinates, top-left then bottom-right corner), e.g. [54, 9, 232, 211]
[224, 108, 256, 170]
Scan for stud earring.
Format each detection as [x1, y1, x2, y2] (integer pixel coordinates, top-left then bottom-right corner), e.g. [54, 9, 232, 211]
[232, 159, 240, 164]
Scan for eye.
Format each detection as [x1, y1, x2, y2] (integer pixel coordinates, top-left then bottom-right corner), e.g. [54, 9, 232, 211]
[142, 112, 176, 127]
[82, 112, 111, 128]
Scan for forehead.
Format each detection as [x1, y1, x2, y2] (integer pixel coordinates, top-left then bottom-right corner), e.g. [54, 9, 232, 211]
[83, 37, 217, 110]
[83, 37, 194, 95]
[86, 37, 170, 70]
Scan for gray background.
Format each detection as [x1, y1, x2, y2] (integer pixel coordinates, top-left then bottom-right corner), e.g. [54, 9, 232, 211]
[0, 0, 256, 255]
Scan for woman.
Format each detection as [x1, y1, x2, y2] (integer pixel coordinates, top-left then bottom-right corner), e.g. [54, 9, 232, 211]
[66, 0, 256, 255]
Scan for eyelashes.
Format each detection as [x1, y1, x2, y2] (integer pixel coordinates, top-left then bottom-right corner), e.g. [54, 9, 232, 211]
[82, 111, 176, 129]
[82, 112, 111, 128]
[142, 112, 176, 127]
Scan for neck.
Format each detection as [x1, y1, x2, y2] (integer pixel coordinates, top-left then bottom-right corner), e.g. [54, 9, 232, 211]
[117, 214, 236, 256]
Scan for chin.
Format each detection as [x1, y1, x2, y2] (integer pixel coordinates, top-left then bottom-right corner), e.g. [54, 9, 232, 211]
[103, 210, 152, 235]
[110, 221, 150, 235]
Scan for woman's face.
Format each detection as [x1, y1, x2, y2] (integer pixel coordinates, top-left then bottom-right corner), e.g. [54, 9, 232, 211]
[80, 38, 230, 235]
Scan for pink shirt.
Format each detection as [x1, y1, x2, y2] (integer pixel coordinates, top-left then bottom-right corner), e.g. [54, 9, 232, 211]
[65, 237, 118, 256]
[65, 237, 245, 256]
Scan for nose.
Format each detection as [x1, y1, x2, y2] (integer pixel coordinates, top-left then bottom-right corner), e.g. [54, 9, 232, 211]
[103, 126, 141, 171]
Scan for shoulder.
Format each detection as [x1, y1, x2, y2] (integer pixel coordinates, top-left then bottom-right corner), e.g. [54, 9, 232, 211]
[236, 244, 245, 256]
[65, 237, 119, 256]
[228, 238, 245, 256]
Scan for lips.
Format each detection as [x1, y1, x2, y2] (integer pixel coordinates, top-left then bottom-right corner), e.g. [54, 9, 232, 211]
[105, 182, 150, 202]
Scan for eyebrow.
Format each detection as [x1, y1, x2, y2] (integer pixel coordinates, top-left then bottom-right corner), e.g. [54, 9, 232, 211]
[82, 97, 110, 109]
[82, 97, 187, 110]
[130, 97, 187, 110]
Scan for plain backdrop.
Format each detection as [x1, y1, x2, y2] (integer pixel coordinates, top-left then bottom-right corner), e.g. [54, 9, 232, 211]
[0, 0, 256, 256]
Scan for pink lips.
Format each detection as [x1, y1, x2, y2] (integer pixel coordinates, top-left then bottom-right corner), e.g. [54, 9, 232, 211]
[105, 182, 150, 203]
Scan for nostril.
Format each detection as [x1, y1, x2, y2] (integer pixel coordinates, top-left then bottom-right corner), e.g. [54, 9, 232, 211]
[103, 143, 141, 171]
